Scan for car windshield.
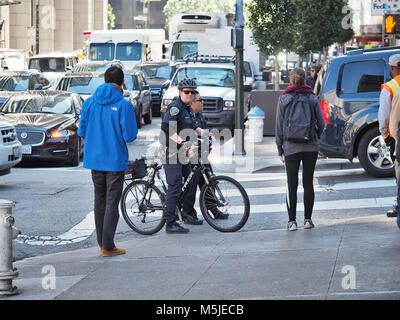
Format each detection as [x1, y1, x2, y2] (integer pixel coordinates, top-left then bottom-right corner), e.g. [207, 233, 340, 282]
[116, 43, 142, 61]
[140, 65, 173, 80]
[90, 43, 115, 61]
[172, 67, 235, 88]
[0, 94, 73, 114]
[0, 76, 30, 91]
[58, 76, 104, 95]
[29, 58, 66, 72]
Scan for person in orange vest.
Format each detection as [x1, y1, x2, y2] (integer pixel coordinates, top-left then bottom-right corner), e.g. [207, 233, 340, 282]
[379, 54, 400, 222]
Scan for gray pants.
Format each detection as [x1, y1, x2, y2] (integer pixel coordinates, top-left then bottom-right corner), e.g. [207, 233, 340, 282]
[91, 170, 124, 250]
[395, 159, 400, 210]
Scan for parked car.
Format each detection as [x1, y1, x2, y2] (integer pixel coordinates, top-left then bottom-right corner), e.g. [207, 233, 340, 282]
[28, 51, 80, 88]
[134, 61, 183, 116]
[72, 60, 125, 73]
[0, 91, 83, 166]
[161, 59, 252, 131]
[0, 119, 22, 176]
[56, 71, 152, 128]
[315, 46, 400, 178]
[0, 70, 50, 106]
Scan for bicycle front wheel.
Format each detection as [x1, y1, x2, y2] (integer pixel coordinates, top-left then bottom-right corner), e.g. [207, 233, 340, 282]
[199, 175, 250, 232]
[120, 180, 165, 235]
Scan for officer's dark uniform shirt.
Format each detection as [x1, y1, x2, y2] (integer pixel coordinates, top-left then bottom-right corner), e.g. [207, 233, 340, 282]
[161, 97, 198, 149]
[194, 112, 207, 130]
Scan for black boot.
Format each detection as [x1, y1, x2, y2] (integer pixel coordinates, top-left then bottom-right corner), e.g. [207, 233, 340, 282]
[182, 212, 204, 225]
[166, 222, 190, 234]
[211, 208, 229, 220]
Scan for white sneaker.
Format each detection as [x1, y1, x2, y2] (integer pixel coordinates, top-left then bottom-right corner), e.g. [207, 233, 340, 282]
[287, 221, 297, 231]
[304, 219, 315, 229]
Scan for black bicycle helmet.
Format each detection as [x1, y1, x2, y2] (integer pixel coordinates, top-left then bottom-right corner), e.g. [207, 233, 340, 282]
[178, 78, 197, 90]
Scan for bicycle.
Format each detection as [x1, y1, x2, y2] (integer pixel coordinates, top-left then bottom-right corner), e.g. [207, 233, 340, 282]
[120, 138, 250, 235]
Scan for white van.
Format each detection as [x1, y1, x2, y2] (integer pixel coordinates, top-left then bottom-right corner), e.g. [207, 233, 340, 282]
[28, 51, 80, 88]
[0, 120, 22, 176]
[86, 29, 166, 69]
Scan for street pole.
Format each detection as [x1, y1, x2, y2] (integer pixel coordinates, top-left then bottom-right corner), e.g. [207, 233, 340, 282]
[35, 0, 39, 54]
[232, 0, 246, 156]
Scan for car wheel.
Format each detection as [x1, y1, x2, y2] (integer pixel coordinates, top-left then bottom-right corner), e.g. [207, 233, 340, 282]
[69, 137, 80, 167]
[357, 127, 395, 178]
[144, 106, 152, 124]
[136, 106, 142, 129]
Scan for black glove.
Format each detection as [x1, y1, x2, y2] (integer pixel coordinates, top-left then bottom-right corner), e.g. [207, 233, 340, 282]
[384, 135, 395, 161]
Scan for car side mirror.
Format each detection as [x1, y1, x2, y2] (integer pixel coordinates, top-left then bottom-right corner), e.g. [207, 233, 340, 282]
[162, 80, 170, 89]
[123, 90, 131, 97]
[142, 85, 150, 91]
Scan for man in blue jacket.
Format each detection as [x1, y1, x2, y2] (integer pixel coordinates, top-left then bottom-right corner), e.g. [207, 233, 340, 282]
[78, 66, 138, 257]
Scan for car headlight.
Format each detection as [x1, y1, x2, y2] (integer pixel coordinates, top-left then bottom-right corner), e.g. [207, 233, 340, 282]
[162, 99, 173, 110]
[223, 100, 235, 111]
[49, 130, 75, 138]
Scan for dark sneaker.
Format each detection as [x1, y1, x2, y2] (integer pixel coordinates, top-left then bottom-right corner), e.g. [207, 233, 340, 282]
[397, 214, 400, 230]
[211, 208, 229, 220]
[287, 221, 297, 231]
[304, 219, 315, 229]
[182, 213, 204, 225]
[166, 222, 190, 234]
[387, 208, 398, 217]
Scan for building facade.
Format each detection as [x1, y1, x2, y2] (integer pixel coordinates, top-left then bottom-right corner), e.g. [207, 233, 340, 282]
[109, 0, 168, 30]
[0, 0, 108, 54]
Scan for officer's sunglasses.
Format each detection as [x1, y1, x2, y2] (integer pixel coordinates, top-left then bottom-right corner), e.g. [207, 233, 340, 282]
[181, 90, 195, 95]
[196, 99, 203, 103]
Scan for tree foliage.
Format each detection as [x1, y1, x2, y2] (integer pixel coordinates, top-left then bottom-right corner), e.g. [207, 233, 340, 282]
[246, 0, 297, 57]
[108, 4, 115, 30]
[247, 0, 354, 58]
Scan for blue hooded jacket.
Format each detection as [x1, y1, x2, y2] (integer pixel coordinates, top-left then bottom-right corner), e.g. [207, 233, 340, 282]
[78, 82, 138, 172]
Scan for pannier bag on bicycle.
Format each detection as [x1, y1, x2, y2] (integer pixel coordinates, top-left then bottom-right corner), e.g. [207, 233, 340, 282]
[125, 159, 147, 180]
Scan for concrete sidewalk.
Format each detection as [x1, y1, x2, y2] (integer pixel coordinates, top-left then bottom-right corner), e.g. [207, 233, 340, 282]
[5, 213, 400, 300]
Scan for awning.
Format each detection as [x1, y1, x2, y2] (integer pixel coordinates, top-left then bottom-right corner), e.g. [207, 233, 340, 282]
[0, 0, 21, 6]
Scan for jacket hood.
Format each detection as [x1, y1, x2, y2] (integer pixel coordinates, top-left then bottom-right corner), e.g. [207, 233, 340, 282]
[93, 83, 123, 105]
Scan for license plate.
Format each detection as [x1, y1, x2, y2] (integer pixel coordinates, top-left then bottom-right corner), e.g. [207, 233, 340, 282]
[21, 145, 32, 155]
[12, 146, 20, 158]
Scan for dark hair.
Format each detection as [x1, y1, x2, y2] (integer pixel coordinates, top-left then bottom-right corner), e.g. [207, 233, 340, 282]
[310, 63, 322, 72]
[290, 67, 306, 86]
[104, 66, 124, 86]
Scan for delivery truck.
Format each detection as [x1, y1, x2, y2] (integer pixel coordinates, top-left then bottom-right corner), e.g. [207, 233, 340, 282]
[86, 29, 166, 69]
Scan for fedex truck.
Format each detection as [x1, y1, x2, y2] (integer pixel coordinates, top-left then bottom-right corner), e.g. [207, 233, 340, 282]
[86, 29, 166, 69]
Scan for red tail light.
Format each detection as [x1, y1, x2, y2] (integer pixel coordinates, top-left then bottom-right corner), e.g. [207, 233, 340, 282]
[320, 100, 330, 124]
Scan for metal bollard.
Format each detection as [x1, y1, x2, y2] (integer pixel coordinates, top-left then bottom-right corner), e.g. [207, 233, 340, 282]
[0, 199, 20, 297]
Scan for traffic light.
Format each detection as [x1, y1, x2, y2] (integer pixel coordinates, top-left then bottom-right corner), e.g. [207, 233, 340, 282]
[384, 14, 400, 35]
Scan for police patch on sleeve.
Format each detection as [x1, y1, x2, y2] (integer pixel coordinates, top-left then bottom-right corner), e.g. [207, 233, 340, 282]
[170, 107, 180, 117]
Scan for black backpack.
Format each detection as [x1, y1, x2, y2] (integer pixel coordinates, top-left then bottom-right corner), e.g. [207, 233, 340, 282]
[283, 93, 316, 143]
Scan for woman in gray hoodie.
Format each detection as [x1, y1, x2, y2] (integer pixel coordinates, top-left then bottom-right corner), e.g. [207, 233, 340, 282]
[275, 68, 325, 231]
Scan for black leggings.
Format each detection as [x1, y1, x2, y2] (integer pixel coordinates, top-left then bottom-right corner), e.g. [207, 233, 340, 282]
[284, 152, 318, 222]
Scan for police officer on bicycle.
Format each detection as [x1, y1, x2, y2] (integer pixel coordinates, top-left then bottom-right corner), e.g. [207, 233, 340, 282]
[160, 78, 204, 234]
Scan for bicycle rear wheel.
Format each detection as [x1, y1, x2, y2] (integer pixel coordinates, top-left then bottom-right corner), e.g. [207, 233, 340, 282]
[120, 180, 165, 235]
[199, 175, 250, 232]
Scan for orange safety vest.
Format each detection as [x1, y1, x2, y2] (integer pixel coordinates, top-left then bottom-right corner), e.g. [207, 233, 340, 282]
[382, 75, 400, 139]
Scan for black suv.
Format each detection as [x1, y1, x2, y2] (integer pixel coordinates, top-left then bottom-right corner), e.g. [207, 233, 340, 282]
[315, 46, 400, 178]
